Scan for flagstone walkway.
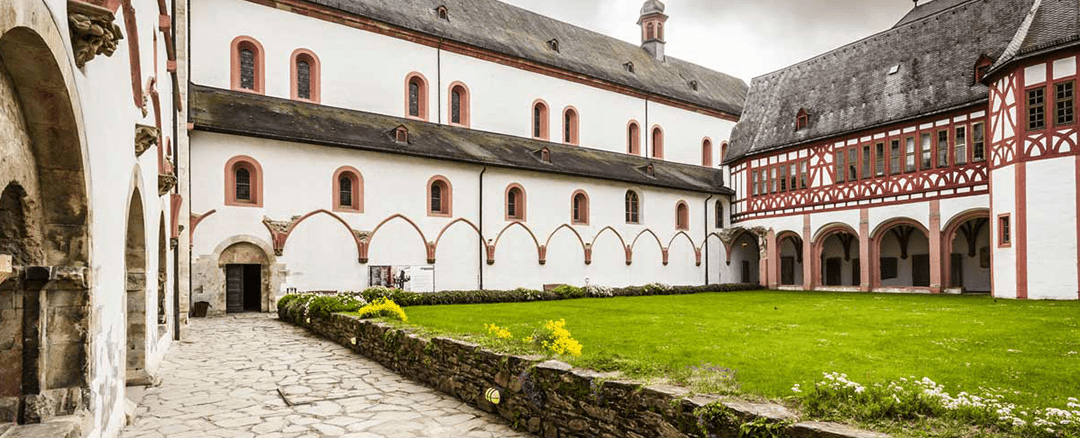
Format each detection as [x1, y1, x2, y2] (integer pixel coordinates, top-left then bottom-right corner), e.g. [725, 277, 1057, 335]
[120, 313, 532, 438]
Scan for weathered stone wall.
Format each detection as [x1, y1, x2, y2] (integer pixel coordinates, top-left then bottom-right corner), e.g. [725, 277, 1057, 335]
[280, 310, 886, 438]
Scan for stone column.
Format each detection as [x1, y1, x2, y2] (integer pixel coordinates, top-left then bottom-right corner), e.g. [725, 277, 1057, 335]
[859, 209, 871, 292]
[766, 228, 778, 289]
[802, 215, 813, 291]
[929, 200, 942, 293]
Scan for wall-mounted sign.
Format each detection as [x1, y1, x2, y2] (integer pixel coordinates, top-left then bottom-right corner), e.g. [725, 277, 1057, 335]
[369, 265, 435, 293]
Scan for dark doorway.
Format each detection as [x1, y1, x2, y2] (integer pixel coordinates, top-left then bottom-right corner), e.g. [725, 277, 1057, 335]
[911, 254, 931, 287]
[781, 256, 795, 285]
[825, 257, 842, 286]
[852, 258, 861, 286]
[226, 264, 262, 313]
[950, 253, 964, 288]
[741, 260, 751, 283]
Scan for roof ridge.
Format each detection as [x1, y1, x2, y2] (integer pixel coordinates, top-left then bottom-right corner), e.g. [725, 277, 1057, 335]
[750, 0, 982, 83]
[988, 0, 1043, 72]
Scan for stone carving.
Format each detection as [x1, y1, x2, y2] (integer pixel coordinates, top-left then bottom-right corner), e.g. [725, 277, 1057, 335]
[262, 217, 298, 256]
[0, 254, 12, 284]
[352, 230, 371, 243]
[134, 124, 158, 157]
[68, 0, 124, 68]
[157, 174, 176, 196]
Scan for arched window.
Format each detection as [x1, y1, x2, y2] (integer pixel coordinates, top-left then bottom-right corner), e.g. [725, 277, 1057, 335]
[627, 121, 641, 155]
[702, 138, 713, 167]
[651, 126, 664, 159]
[532, 100, 549, 140]
[405, 72, 429, 120]
[449, 82, 470, 127]
[714, 200, 724, 228]
[563, 107, 579, 145]
[225, 156, 263, 207]
[625, 190, 640, 224]
[571, 190, 589, 225]
[333, 166, 363, 213]
[720, 141, 728, 163]
[230, 36, 264, 93]
[505, 184, 526, 221]
[291, 49, 320, 103]
[657, 23, 664, 40]
[646, 23, 655, 40]
[676, 201, 689, 230]
[428, 176, 452, 217]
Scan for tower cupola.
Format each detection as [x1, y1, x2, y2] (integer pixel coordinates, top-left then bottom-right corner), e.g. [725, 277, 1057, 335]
[638, 0, 668, 61]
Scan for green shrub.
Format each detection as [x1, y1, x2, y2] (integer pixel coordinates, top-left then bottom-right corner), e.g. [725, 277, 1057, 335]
[307, 293, 367, 319]
[552, 284, 585, 299]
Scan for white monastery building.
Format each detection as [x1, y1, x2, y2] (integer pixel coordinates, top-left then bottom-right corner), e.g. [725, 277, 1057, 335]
[1, 0, 1079, 436]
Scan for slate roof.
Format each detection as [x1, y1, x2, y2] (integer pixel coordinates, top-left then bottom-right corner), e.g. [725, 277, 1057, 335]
[988, 0, 1080, 74]
[727, 0, 1035, 163]
[189, 85, 732, 194]
[301, 0, 746, 117]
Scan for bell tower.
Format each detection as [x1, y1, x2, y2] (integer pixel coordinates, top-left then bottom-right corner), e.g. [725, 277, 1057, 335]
[638, 0, 668, 61]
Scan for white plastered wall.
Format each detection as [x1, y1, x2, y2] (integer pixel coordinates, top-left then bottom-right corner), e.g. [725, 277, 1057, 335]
[1025, 157, 1079, 299]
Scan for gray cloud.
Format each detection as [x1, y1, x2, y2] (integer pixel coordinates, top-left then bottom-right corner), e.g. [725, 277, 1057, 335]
[499, 0, 927, 83]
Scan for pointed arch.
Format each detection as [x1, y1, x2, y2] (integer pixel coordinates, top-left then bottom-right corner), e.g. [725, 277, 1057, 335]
[544, 223, 589, 260]
[433, 217, 483, 250]
[367, 214, 430, 264]
[493, 221, 543, 264]
[869, 217, 929, 241]
[631, 228, 665, 254]
[279, 209, 364, 260]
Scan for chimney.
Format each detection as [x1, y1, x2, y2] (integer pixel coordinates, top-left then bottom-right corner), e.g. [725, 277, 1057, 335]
[638, 0, 668, 61]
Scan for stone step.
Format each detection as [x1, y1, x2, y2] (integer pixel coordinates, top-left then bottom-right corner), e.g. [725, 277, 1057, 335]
[0, 415, 81, 438]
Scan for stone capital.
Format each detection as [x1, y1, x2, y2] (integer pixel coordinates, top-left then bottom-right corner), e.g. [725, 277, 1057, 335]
[134, 124, 158, 157]
[68, 0, 123, 68]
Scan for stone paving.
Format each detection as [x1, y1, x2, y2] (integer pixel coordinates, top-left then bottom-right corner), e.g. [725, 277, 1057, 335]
[120, 313, 533, 438]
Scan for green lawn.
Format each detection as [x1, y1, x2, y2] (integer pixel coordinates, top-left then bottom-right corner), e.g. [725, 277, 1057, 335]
[403, 291, 1080, 410]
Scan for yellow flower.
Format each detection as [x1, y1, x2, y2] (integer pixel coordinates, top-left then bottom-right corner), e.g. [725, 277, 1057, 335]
[484, 323, 512, 339]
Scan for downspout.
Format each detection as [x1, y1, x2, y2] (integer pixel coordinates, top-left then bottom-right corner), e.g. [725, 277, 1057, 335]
[171, 0, 181, 341]
[185, 0, 193, 321]
[437, 40, 443, 124]
[704, 194, 713, 285]
[644, 97, 650, 156]
[478, 167, 487, 290]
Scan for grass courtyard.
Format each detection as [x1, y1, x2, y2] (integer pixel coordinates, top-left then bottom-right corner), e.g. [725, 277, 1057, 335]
[403, 291, 1080, 415]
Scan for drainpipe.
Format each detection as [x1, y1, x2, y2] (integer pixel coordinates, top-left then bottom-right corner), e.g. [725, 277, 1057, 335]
[644, 97, 650, 156]
[704, 194, 713, 285]
[478, 167, 487, 290]
[171, 0, 181, 341]
[437, 39, 443, 124]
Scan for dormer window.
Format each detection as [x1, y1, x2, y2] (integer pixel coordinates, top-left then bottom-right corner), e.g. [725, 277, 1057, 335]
[689, 80, 699, 91]
[795, 108, 809, 131]
[624, 61, 635, 73]
[436, 5, 448, 20]
[638, 164, 655, 177]
[535, 147, 551, 163]
[974, 54, 994, 83]
[394, 125, 409, 143]
[547, 39, 560, 52]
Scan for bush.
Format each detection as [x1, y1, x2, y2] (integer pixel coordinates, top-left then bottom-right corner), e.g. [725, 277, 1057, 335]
[342, 283, 760, 308]
[529, 319, 582, 357]
[355, 297, 408, 322]
[306, 293, 367, 319]
[552, 284, 585, 299]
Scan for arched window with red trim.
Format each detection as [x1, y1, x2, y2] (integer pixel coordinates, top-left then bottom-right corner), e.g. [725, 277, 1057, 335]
[571, 190, 589, 225]
[449, 82, 470, 127]
[651, 126, 664, 159]
[505, 184, 526, 221]
[628, 121, 641, 155]
[563, 107, 579, 145]
[225, 156, 263, 207]
[702, 138, 713, 167]
[231, 36, 264, 93]
[625, 190, 640, 224]
[333, 166, 363, 213]
[676, 201, 689, 230]
[428, 176, 453, 217]
[291, 49, 320, 103]
[406, 73, 429, 120]
[532, 100, 549, 140]
[720, 141, 729, 163]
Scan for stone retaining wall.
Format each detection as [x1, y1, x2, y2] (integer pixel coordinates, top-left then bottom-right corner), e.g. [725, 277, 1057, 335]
[280, 310, 887, 438]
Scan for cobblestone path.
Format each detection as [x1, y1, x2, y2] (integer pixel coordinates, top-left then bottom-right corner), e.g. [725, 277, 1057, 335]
[120, 313, 532, 438]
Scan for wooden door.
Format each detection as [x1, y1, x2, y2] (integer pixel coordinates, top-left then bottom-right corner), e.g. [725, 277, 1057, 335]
[852, 258, 861, 286]
[825, 258, 842, 286]
[741, 260, 751, 283]
[912, 254, 931, 287]
[226, 264, 244, 313]
[780, 257, 794, 285]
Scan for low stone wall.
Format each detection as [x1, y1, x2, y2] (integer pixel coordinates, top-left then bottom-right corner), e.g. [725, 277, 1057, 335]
[281, 310, 887, 438]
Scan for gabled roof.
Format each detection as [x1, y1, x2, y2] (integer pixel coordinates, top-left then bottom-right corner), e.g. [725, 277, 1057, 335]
[300, 0, 746, 117]
[727, 0, 1034, 163]
[988, 0, 1080, 75]
[189, 85, 732, 195]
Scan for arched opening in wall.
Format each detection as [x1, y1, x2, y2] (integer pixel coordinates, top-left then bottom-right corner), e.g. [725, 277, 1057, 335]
[156, 214, 167, 335]
[702, 139, 713, 167]
[428, 176, 452, 217]
[625, 190, 640, 224]
[505, 184, 526, 221]
[815, 226, 860, 288]
[405, 72, 429, 120]
[449, 82, 470, 127]
[777, 233, 803, 287]
[225, 156, 262, 207]
[874, 220, 931, 290]
[651, 126, 664, 159]
[219, 242, 270, 313]
[675, 201, 689, 230]
[728, 231, 760, 284]
[290, 49, 320, 103]
[944, 214, 991, 293]
[563, 107, 579, 145]
[0, 22, 91, 425]
[333, 166, 363, 213]
[627, 121, 641, 155]
[571, 190, 589, 225]
[532, 100, 549, 140]
[230, 36, 264, 93]
[125, 189, 148, 384]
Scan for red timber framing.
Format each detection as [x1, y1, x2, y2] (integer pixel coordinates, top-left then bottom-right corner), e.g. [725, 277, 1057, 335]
[732, 105, 990, 222]
[237, 0, 739, 123]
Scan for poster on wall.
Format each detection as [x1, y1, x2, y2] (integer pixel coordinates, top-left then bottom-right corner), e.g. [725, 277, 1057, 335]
[369, 265, 435, 293]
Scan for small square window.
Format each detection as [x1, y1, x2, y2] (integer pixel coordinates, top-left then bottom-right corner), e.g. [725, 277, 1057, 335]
[998, 215, 1011, 247]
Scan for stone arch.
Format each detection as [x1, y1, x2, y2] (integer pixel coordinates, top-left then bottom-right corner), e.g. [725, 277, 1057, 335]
[156, 212, 167, 332]
[124, 185, 148, 385]
[367, 214, 429, 263]
[492, 221, 542, 264]
[871, 217, 931, 290]
[198, 235, 281, 316]
[590, 226, 629, 265]
[431, 217, 483, 265]
[941, 208, 991, 292]
[775, 230, 804, 287]
[812, 222, 859, 289]
[279, 209, 363, 261]
[0, 4, 93, 424]
[630, 228, 665, 265]
[544, 224, 588, 262]
[728, 230, 760, 284]
[667, 230, 700, 266]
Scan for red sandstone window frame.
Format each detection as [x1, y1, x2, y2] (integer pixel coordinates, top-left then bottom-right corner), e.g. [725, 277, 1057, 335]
[627, 120, 641, 155]
[562, 106, 580, 145]
[1054, 79, 1075, 127]
[531, 99, 550, 140]
[448, 81, 471, 128]
[571, 190, 590, 225]
[650, 125, 664, 159]
[998, 213, 1011, 248]
[625, 190, 641, 224]
[720, 141, 728, 164]
[290, 48, 321, 103]
[332, 166, 363, 213]
[405, 72, 430, 121]
[504, 183, 526, 222]
[1026, 84, 1047, 131]
[230, 36, 265, 94]
[427, 175, 453, 217]
[701, 138, 713, 167]
[675, 201, 690, 230]
[224, 155, 263, 207]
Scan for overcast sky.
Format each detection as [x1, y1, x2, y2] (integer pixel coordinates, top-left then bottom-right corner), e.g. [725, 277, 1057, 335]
[499, 0, 929, 84]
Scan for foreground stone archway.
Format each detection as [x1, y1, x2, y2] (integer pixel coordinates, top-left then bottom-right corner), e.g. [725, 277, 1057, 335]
[125, 187, 148, 385]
